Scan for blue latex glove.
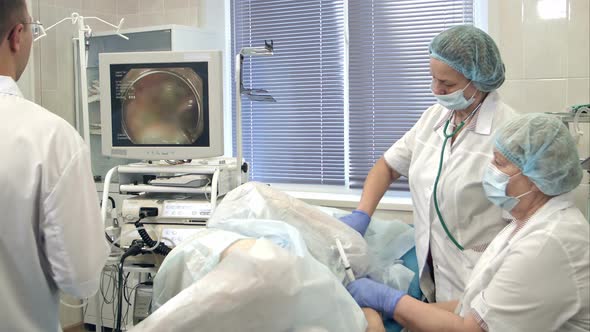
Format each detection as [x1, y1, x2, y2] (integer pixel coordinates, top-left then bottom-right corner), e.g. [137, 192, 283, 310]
[346, 277, 406, 319]
[339, 210, 371, 236]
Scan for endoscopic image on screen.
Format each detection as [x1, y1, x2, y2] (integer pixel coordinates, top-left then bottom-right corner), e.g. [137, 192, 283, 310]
[109, 62, 211, 148]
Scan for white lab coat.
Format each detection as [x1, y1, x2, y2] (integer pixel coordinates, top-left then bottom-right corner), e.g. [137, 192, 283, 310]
[459, 194, 590, 332]
[0, 76, 110, 331]
[384, 91, 516, 302]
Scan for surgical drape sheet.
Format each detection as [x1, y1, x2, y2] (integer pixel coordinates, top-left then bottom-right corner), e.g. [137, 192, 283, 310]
[135, 236, 368, 331]
[207, 182, 370, 280]
[140, 182, 421, 332]
[151, 228, 247, 311]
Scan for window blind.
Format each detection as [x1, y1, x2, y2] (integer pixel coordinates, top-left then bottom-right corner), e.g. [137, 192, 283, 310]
[231, 0, 346, 185]
[348, 0, 474, 189]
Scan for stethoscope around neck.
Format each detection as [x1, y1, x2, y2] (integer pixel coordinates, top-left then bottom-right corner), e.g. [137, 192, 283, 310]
[433, 102, 483, 251]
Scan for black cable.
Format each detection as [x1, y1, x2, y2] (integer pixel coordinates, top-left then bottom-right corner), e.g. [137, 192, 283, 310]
[124, 281, 148, 325]
[134, 223, 171, 255]
[122, 274, 133, 326]
[115, 243, 143, 332]
[100, 268, 115, 304]
[115, 262, 125, 332]
[123, 272, 132, 304]
[134, 214, 171, 256]
[95, 265, 117, 330]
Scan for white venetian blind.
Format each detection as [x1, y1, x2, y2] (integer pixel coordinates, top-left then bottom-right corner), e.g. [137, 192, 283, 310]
[231, 0, 346, 185]
[348, 0, 474, 189]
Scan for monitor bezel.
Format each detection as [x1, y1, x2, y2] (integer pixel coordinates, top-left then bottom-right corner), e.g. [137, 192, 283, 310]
[99, 50, 224, 160]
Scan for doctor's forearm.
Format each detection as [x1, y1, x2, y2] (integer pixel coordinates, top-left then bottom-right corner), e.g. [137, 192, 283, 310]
[357, 158, 401, 215]
[393, 296, 484, 332]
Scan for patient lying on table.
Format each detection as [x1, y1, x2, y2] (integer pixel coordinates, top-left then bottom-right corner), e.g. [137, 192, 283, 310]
[132, 182, 416, 332]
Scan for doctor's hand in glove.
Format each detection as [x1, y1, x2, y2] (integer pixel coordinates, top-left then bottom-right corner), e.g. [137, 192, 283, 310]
[346, 277, 406, 320]
[339, 210, 371, 236]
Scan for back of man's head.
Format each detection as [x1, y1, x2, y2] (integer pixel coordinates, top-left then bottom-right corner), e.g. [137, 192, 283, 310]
[0, 0, 27, 43]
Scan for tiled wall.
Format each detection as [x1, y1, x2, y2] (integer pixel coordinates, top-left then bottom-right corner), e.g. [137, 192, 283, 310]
[488, 0, 589, 114]
[33, 0, 201, 127]
[33, 0, 119, 125]
[116, 0, 200, 28]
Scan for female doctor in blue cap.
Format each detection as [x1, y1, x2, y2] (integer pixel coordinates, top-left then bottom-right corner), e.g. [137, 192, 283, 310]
[340, 24, 517, 303]
[347, 113, 589, 331]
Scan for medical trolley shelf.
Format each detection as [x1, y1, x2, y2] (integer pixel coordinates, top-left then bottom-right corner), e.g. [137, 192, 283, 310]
[119, 184, 213, 194]
[117, 163, 240, 209]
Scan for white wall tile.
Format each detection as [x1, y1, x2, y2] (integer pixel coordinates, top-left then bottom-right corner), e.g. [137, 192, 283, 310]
[165, 8, 192, 26]
[38, 3, 56, 22]
[522, 79, 568, 113]
[116, 0, 139, 15]
[54, 5, 77, 29]
[54, 0, 81, 9]
[39, 42, 58, 91]
[39, 0, 56, 7]
[56, 28, 76, 125]
[498, 80, 528, 113]
[115, 0, 199, 27]
[567, 78, 590, 105]
[522, 0, 568, 79]
[139, 13, 168, 27]
[102, 0, 118, 15]
[92, 14, 118, 32]
[119, 14, 140, 29]
[188, 6, 200, 27]
[567, 0, 590, 78]
[81, 10, 100, 24]
[485, 0, 501, 42]
[141, 0, 165, 13]
[82, 0, 117, 15]
[42, 90, 74, 124]
[38, 5, 58, 94]
[498, 0, 525, 80]
[166, 0, 191, 9]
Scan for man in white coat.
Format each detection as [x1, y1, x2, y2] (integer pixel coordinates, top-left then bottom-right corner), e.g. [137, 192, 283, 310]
[0, 1, 110, 330]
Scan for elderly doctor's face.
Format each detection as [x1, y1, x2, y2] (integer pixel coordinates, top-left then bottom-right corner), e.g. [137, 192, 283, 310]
[491, 150, 535, 199]
[430, 58, 478, 97]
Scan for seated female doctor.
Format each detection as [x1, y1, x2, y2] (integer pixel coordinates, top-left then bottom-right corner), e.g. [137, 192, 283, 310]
[347, 113, 590, 332]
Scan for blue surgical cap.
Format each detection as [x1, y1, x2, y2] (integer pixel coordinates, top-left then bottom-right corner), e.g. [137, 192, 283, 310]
[429, 25, 505, 92]
[495, 113, 583, 196]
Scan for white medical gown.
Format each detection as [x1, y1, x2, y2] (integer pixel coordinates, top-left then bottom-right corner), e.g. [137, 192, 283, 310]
[0, 76, 110, 331]
[383, 91, 516, 302]
[459, 194, 590, 332]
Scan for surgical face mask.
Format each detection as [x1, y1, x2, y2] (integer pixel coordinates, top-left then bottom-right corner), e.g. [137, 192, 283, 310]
[482, 164, 532, 212]
[432, 81, 476, 110]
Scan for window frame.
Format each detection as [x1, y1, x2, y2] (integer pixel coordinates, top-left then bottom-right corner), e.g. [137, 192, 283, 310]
[225, 0, 489, 196]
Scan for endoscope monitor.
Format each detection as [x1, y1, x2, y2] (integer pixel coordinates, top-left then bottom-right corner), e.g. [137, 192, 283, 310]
[99, 50, 223, 160]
